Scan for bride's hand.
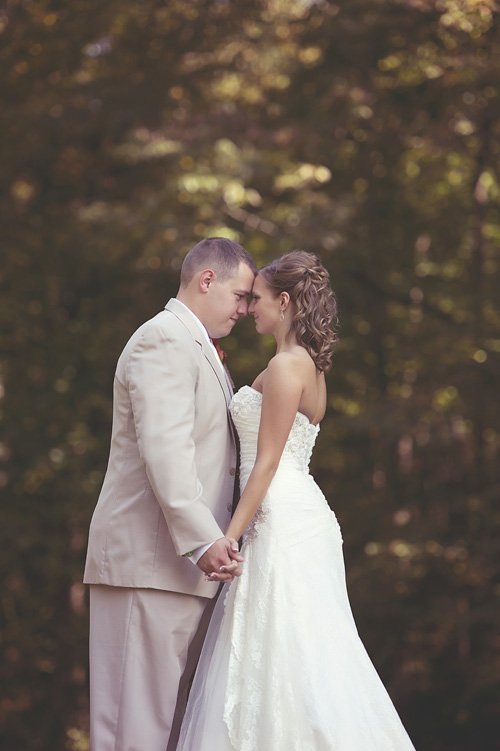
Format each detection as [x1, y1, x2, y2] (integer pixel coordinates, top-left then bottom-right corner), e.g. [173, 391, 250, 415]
[203, 538, 244, 583]
[226, 537, 243, 561]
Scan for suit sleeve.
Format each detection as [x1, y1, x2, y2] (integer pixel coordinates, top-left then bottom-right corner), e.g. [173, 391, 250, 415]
[126, 322, 224, 556]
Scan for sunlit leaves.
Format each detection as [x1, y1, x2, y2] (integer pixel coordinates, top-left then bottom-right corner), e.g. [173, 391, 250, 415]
[1, 0, 500, 748]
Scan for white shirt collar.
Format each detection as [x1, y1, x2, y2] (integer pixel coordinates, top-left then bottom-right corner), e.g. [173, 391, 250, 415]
[175, 299, 224, 371]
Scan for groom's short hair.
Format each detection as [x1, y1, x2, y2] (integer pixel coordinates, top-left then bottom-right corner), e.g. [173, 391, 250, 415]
[180, 237, 256, 286]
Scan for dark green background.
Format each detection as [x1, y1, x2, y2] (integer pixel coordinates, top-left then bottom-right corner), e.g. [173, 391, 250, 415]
[1, 1, 499, 749]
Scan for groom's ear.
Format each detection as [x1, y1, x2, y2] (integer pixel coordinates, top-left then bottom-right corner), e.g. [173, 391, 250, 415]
[199, 269, 216, 293]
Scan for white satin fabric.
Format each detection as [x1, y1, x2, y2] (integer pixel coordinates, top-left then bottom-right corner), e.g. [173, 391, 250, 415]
[177, 385, 415, 751]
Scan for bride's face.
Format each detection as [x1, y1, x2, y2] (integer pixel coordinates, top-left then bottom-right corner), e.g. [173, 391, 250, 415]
[248, 274, 281, 335]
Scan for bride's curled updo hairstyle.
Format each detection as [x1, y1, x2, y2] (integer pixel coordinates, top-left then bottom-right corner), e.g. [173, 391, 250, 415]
[260, 251, 339, 373]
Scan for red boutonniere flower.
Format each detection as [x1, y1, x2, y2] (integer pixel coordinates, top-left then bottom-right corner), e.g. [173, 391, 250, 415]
[211, 338, 229, 364]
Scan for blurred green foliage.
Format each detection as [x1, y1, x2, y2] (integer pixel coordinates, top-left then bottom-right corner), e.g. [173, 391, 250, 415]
[1, 0, 499, 749]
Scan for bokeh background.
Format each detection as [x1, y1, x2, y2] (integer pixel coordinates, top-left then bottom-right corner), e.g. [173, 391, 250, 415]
[1, 1, 500, 749]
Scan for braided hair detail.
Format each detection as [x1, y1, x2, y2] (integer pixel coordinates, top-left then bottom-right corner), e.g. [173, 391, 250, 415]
[260, 251, 339, 373]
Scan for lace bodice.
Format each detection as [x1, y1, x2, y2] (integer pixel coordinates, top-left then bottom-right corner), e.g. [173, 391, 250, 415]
[230, 385, 320, 483]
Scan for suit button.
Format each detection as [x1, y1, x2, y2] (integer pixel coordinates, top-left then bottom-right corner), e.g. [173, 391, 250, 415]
[229, 467, 236, 476]
[227, 503, 232, 513]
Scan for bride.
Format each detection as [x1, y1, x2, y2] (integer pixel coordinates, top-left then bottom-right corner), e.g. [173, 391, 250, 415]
[177, 251, 415, 751]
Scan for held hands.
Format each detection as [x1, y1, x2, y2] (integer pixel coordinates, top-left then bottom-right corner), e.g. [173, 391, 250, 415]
[197, 537, 243, 583]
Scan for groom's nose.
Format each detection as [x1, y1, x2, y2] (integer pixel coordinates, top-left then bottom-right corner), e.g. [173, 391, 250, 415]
[236, 298, 249, 316]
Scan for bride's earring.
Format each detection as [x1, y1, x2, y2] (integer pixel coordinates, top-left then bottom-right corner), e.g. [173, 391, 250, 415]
[280, 305, 285, 322]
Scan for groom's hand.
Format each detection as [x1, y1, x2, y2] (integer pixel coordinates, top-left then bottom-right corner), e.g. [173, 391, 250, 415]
[197, 538, 243, 583]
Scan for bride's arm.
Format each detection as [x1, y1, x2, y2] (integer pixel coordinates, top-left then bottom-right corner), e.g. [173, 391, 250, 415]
[225, 353, 303, 543]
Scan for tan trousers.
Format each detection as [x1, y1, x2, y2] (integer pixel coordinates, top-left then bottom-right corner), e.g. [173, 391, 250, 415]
[89, 585, 216, 751]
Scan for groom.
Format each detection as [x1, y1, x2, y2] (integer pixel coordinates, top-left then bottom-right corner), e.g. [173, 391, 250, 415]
[84, 237, 257, 751]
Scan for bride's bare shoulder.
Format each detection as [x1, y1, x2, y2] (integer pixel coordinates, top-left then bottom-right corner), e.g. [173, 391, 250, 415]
[264, 349, 315, 385]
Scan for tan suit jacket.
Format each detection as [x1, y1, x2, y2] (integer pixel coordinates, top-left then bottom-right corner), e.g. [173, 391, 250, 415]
[84, 299, 237, 599]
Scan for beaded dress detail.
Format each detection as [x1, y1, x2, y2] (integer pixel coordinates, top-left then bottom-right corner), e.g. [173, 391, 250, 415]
[177, 386, 415, 751]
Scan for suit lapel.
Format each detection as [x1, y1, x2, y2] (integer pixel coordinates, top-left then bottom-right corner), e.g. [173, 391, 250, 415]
[164, 299, 232, 408]
[198, 339, 233, 407]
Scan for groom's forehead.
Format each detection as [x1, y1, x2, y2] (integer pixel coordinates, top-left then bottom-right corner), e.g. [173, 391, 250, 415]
[235, 283, 253, 296]
[231, 266, 255, 295]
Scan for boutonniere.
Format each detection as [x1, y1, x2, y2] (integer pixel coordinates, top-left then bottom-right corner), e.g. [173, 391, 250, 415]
[211, 338, 229, 364]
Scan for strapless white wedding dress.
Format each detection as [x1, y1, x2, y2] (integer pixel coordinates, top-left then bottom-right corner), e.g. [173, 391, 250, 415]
[177, 386, 415, 751]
